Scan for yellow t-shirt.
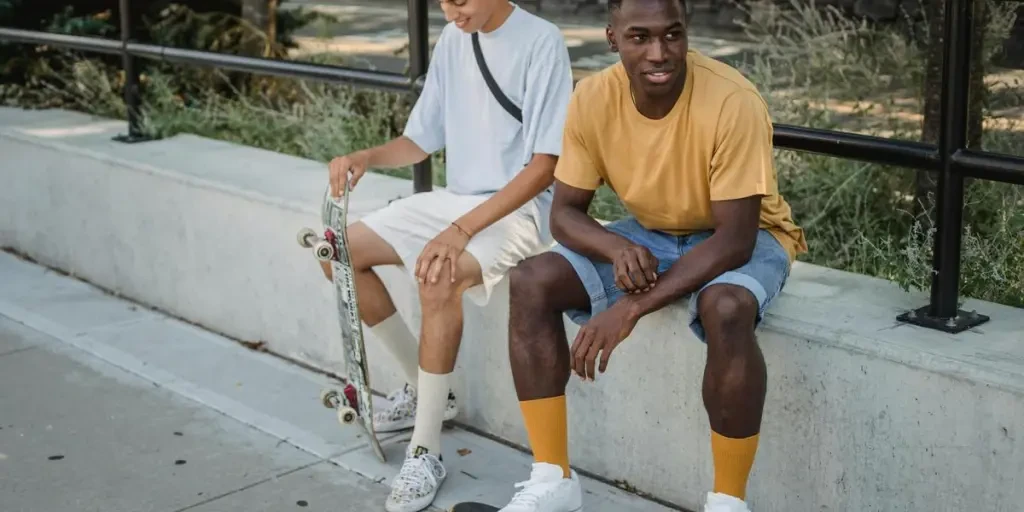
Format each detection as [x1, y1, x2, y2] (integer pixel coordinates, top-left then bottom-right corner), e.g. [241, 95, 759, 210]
[554, 51, 808, 262]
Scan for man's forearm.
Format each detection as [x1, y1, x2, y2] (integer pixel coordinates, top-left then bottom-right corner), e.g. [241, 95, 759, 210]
[363, 136, 430, 169]
[455, 156, 556, 236]
[551, 207, 634, 264]
[625, 234, 752, 318]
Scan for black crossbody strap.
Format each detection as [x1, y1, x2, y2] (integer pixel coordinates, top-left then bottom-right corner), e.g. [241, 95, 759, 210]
[471, 32, 522, 123]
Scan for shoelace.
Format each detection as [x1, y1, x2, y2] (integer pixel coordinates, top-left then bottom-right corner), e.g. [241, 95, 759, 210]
[376, 401, 414, 421]
[376, 387, 416, 422]
[505, 475, 553, 508]
[387, 385, 415, 402]
[391, 455, 442, 499]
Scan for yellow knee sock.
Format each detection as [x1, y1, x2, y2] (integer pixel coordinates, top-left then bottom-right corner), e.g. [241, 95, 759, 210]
[519, 396, 570, 478]
[711, 431, 759, 500]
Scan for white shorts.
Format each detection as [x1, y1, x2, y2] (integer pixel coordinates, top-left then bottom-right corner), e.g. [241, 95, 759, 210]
[358, 189, 551, 306]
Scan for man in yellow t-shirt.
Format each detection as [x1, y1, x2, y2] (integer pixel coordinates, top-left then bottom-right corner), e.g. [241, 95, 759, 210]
[498, 0, 808, 511]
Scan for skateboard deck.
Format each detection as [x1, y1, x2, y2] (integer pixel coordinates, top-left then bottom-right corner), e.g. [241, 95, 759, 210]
[297, 179, 386, 463]
[449, 503, 499, 512]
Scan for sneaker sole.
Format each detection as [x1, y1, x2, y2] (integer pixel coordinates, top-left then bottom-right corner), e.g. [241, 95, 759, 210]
[446, 504, 582, 511]
[386, 479, 445, 512]
[385, 496, 437, 512]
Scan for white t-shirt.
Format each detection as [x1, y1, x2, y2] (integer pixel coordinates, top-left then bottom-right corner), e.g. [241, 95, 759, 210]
[402, 4, 573, 233]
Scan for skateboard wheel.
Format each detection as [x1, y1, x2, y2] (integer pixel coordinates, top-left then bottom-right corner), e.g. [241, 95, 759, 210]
[297, 227, 317, 248]
[338, 407, 357, 425]
[313, 240, 334, 261]
[320, 389, 339, 409]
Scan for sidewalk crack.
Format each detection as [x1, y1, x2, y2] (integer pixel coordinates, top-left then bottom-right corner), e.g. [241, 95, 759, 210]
[171, 461, 322, 512]
[0, 345, 40, 358]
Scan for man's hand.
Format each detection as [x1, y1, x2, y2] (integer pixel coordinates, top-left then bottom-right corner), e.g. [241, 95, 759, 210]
[612, 244, 658, 294]
[328, 137, 430, 198]
[570, 299, 641, 381]
[328, 150, 371, 198]
[625, 196, 764, 319]
[416, 224, 471, 285]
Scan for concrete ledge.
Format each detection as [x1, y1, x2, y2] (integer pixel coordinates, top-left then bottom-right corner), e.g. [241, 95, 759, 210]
[2, 107, 1023, 512]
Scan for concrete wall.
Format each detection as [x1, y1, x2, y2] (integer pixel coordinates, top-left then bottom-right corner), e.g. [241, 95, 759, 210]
[3, 108, 1023, 512]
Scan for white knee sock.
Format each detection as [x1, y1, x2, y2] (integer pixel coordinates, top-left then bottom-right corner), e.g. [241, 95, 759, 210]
[368, 314, 419, 387]
[409, 369, 449, 455]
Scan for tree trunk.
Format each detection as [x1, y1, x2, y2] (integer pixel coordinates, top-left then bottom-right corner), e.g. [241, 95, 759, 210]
[915, 0, 988, 224]
[241, 0, 272, 56]
[241, 0, 269, 30]
[267, 0, 279, 46]
[915, 0, 944, 223]
[966, 0, 988, 151]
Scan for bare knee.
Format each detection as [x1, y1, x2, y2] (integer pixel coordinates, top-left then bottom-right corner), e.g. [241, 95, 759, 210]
[509, 252, 591, 320]
[418, 269, 469, 313]
[698, 284, 759, 347]
[509, 254, 561, 307]
[508, 253, 590, 355]
[699, 285, 766, 436]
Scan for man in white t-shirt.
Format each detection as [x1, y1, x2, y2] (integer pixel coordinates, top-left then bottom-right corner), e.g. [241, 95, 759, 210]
[319, 1, 573, 511]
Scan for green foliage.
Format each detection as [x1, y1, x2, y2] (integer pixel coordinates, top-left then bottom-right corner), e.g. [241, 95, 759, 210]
[135, 64, 447, 186]
[0, 1, 329, 94]
[45, 6, 116, 36]
[739, 0, 1024, 307]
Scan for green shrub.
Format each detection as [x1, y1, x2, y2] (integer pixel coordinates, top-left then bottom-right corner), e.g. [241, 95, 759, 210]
[0, 1, 329, 103]
[738, 0, 1024, 307]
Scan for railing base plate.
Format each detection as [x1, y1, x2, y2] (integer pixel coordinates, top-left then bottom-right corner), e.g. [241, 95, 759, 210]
[896, 305, 989, 334]
[112, 133, 153, 144]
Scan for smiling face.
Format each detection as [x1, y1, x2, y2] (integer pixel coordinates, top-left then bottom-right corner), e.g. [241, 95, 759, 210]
[438, 0, 505, 33]
[607, 0, 689, 100]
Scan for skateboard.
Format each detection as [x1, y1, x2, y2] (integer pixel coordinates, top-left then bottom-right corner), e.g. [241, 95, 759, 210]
[297, 178, 386, 463]
[449, 504, 499, 512]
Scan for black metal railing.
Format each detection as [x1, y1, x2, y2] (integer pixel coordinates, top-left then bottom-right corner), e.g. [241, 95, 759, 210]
[1, 0, 1022, 333]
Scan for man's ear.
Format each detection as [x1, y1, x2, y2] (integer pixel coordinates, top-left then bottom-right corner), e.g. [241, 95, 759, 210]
[606, 25, 617, 53]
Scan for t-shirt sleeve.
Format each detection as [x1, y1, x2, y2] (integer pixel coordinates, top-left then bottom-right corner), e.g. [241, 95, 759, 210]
[402, 28, 448, 154]
[708, 89, 775, 202]
[520, 32, 574, 158]
[552, 87, 603, 190]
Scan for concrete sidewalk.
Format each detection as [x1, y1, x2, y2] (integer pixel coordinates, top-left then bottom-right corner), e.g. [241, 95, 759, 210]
[0, 249, 678, 512]
[0, 317, 392, 512]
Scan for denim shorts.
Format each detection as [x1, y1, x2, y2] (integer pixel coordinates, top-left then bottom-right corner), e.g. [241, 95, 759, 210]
[550, 217, 791, 342]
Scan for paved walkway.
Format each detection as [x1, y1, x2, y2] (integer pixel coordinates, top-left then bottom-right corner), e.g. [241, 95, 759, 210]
[0, 250, 679, 512]
[0, 316, 392, 512]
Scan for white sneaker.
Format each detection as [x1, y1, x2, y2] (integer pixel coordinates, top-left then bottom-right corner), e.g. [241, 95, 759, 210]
[499, 462, 583, 512]
[385, 446, 447, 512]
[702, 492, 751, 512]
[373, 385, 459, 433]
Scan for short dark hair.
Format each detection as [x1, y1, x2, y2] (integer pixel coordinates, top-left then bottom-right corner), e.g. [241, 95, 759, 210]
[608, 0, 687, 14]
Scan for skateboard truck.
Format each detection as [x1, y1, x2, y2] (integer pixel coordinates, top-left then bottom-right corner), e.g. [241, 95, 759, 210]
[320, 385, 360, 425]
[296, 227, 336, 262]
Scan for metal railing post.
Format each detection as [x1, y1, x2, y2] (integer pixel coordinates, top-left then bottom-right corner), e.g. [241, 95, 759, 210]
[897, 0, 989, 333]
[114, 0, 147, 143]
[407, 0, 432, 193]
